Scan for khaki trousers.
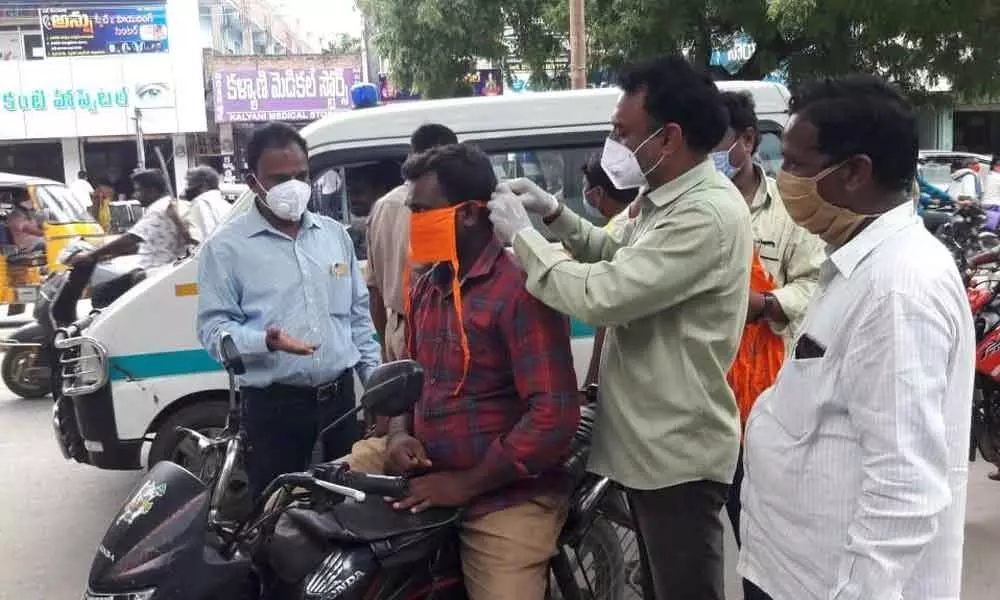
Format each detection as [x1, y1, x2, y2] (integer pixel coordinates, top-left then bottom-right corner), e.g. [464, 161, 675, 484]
[384, 310, 407, 362]
[348, 437, 568, 600]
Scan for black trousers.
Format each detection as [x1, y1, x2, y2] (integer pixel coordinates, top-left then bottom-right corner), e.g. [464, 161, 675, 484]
[626, 480, 729, 600]
[241, 370, 357, 499]
[743, 579, 774, 600]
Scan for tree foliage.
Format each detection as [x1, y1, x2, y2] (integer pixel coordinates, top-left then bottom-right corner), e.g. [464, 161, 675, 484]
[359, 0, 1000, 100]
[322, 32, 362, 57]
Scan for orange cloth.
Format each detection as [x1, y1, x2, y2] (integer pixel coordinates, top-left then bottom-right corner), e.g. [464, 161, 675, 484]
[727, 251, 785, 431]
[404, 202, 485, 395]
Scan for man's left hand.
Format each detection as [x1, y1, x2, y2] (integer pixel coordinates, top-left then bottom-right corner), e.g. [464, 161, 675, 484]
[488, 185, 535, 244]
[392, 471, 476, 513]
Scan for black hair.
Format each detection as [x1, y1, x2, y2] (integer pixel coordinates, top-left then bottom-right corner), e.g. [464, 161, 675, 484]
[348, 160, 403, 191]
[789, 75, 917, 192]
[617, 55, 728, 153]
[77, 170, 88, 179]
[246, 122, 307, 175]
[992, 156, 1000, 170]
[720, 91, 760, 152]
[186, 165, 220, 190]
[401, 143, 497, 205]
[410, 123, 458, 153]
[92, 176, 113, 188]
[130, 169, 168, 195]
[582, 153, 639, 204]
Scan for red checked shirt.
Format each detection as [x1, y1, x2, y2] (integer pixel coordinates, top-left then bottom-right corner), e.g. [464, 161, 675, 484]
[407, 239, 580, 517]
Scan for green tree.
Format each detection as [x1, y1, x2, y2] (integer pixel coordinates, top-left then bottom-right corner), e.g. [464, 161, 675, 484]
[361, 0, 1000, 99]
[323, 32, 363, 57]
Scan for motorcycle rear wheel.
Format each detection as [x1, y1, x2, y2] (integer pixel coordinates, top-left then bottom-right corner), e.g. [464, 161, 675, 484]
[1, 346, 50, 399]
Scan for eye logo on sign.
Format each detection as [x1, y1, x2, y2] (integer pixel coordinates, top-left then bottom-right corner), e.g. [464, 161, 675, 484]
[135, 82, 174, 109]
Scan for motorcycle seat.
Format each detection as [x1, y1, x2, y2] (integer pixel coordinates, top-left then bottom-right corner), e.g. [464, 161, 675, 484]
[284, 496, 460, 544]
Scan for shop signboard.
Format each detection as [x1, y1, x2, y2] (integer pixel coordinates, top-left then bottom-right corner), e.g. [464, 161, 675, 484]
[0, 1, 205, 140]
[40, 5, 169, 58]
[212, 65, 363, 123]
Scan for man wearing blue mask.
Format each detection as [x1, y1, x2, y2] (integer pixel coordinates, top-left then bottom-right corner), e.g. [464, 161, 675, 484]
[489, 56, 752, 600]
[197, 122, 381, 500]
[710, 91, 824, 548]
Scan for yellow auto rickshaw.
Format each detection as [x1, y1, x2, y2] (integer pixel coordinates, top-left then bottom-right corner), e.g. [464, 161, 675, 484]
[0, 172, 110, 306]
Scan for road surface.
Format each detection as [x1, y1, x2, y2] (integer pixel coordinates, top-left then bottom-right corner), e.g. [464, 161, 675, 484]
[0, 387, 998, 599]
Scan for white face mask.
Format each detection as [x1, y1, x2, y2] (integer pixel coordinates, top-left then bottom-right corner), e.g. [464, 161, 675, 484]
[257, 177, 312, 222]
[599, 127, 664, 190]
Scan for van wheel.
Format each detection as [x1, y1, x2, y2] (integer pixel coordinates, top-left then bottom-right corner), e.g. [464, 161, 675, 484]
[148, 401, 228, 467]
[148, 400, 252, 521]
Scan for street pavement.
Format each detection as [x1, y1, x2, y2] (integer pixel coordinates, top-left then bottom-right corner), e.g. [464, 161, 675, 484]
[0, 384, 998, 599]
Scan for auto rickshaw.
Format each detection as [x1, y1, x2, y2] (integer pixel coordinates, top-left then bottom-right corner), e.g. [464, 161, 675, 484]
[0, 172, 110, 306]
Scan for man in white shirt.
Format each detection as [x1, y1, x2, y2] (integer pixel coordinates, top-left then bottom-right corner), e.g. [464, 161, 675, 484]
[70, 170, 94, 209]
[739, 76, 975, 600]
[183, 165, 232, 243]
[68, 169, 191, 270]
[946, 157, 982, 204]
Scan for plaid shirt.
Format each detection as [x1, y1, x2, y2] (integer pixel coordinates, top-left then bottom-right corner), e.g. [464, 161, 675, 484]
[407, 239, 580, 517]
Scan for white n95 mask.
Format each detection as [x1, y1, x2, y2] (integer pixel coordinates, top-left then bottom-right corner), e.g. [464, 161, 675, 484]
[599, 128, 664, 190]
[262, 178, 312, 222]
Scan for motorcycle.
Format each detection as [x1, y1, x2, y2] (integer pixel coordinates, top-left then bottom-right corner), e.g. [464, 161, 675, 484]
[0, 240, 146, 399]
[926, 204, 1000, 270]
[83, 338, 637, 600]
[965, 251, 1000, 477]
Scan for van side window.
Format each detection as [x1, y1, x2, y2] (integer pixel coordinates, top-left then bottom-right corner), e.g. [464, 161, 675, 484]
[757, 121, 783, 178]
[489, 146, 607, 241]
[312, 162, 404, 260]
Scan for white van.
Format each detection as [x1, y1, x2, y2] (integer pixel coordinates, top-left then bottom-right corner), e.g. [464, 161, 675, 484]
[52, 83, 791, 472]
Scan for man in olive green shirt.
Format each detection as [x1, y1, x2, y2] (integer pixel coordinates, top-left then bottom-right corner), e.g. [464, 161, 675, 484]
[489, 56, 752, 600]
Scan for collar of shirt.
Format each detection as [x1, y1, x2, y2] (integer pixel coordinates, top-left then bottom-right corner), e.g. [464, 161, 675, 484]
[749, 163, 776, 213]
[640, 158, 716, 210]
[244, 204, 320, 239]
[827, 202, 918, 279]
[427, 237, 504, 295]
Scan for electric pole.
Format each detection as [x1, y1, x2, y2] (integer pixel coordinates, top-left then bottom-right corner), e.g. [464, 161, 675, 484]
[569, 0, 586, 89]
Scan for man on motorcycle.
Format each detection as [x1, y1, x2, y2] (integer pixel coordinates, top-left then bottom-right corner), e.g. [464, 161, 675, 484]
[184, 165, 232, 243]
[346, 143, 580, 600]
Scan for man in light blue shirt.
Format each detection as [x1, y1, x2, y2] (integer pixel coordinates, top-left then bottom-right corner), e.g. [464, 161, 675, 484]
[197, 122, 381, 499]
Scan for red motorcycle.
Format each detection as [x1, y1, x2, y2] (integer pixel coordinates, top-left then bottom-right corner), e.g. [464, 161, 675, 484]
[966, 251, 1000, 474]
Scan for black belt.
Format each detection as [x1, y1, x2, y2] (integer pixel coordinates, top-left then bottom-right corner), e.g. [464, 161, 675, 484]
[249, 369, 352, 402]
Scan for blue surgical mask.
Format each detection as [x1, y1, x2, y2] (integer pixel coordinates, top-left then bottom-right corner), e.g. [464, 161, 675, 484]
[711, 142, 745, 180]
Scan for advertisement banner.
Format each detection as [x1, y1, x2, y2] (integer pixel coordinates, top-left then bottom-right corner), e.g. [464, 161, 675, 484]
[472, 69, 503, 97]
[40, 5, 169, 58]
[212, 66, 362, 123]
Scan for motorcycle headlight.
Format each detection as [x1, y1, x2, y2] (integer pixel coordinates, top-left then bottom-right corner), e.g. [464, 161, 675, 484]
[83, 589, 155, 600]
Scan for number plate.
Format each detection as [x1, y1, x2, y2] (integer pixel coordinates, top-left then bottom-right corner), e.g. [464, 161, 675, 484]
[15, 287, 38, 303]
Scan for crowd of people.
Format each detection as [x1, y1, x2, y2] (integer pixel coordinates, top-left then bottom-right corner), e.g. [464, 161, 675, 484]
[193, 55, 973, 600]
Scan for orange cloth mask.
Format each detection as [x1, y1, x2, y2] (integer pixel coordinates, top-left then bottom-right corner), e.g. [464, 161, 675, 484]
[727, 250, 786, 435]
[403, 201, 486, 395]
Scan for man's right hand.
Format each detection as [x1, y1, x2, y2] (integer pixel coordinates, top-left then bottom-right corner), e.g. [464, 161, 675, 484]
[385, 433, 432, 475]
[265, 327, 318, 355]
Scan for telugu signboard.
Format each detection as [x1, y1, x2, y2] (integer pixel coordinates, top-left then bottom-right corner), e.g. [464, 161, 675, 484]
[212, 66, 362, 123]
[40, 5, 169, 58]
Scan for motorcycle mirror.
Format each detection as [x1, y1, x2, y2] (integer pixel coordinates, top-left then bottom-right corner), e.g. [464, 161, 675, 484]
[219, 334, 246, 376]
[360, 360, 424, 417]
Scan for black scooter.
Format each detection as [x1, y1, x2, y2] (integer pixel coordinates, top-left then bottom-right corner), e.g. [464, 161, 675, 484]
[83, 338, 636, 600]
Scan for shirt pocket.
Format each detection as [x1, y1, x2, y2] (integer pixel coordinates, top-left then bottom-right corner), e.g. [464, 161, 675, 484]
[764, 356, 826, 440]
[326, 262, 354, 316]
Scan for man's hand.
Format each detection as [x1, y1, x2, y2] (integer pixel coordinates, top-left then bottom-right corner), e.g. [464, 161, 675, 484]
[385, 433, 432, 475]
[65, 251, 96, 268]
[505, 177, 560, 217]
[392, 471, 476, 513]
[747, 290, 767, 322]
[488, 185, 536, 244]
[265, 327, 318, 355]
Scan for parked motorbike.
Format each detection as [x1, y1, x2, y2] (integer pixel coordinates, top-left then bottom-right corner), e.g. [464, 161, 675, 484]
[926, 204, 1000, 270]
[965, 250, 1000, 478]
[83, 339, 635, 600]
[0, 240, 145, 399]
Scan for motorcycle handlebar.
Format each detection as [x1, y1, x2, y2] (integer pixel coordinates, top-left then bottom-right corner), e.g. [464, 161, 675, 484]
[969, 250, 999, 267]
[331, 469, 409, 499]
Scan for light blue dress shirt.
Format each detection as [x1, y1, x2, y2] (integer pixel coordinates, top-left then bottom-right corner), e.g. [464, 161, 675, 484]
[197, 206, 381, 388]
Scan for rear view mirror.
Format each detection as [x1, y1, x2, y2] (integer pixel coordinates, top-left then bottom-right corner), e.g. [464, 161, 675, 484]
[219, 334, 246, 376]
[361, 360, 423, 417]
